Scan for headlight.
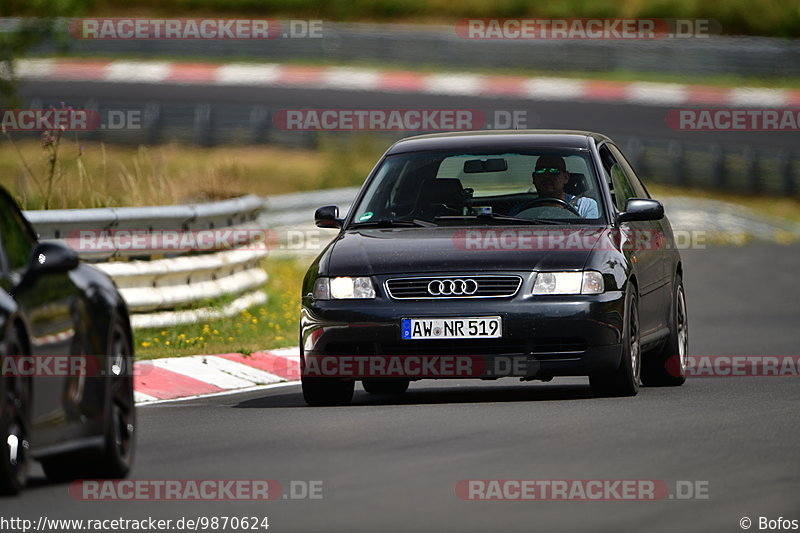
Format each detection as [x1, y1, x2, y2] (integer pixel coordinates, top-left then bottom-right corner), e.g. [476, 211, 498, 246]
[313, 277, 376, 299]
[533, 271, 604, 295]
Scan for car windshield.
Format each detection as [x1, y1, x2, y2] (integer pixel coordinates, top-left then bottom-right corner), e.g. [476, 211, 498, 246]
[350, 149, 605, 226]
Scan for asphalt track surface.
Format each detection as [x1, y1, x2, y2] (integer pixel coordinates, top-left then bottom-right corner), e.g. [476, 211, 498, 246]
[8, 243, 800, 532]
[18, 80, 798, 149]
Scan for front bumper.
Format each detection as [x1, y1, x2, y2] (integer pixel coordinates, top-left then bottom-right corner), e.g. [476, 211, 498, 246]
[301, 274, 625, 380]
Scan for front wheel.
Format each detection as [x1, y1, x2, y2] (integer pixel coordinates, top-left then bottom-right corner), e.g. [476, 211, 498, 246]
[590, 289, 641, 397]
[0, 326, 32, 495]
[95, 320, 136, 477]
[642, 275, 688, 387]
[302, 378, 354, 406]
[42, 318, 135, 481]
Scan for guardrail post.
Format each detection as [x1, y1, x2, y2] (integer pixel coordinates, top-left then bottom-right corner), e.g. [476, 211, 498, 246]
[778, 150, 795, 197]
[194, 103, 214, 147]
[744, 146, 760, 193]
[249, 106, 269, 144]
[143, 102, 162, 145]
[26, 98, 42, 143]
[84, 99, 100, 141]
[667, 140, 685, 186]
[710, 144, 726, 189]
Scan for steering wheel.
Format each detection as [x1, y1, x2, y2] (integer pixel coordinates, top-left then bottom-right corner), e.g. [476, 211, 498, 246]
[513, 197, 581, 217]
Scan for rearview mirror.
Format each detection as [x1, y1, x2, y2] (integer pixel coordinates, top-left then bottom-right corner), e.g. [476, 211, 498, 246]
[463, 158, 508, 173]
[618, 198, 664, 223]
[29, 241, 79, 274]
[315, 206, 343, 229]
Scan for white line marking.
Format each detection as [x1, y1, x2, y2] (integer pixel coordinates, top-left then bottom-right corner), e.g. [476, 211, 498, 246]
[627, 82, 688, 105]
[105, 61, 172, 83]
[13, 59, 55, 79]
[323, 67, 381, 90]
[423, 73, 483, 95]
[728, 88, 788, 107]
[523, 78, 586, 100]
[150, 356, 255, 389]
[269, 347, 301, 361]
[215, 63, 282, 85]
[201, 356, 285, 384]
[134, 391, 159, 403]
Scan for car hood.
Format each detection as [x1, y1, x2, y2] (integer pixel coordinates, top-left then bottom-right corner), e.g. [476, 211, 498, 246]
[325, 226, 605, 275]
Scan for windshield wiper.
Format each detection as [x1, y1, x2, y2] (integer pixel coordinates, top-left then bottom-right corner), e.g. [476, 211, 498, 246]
[352, 218, 437, 228]
[434, 213, 567, 225]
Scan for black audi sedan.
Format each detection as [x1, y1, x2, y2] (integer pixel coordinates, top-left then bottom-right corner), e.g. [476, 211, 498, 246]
[301, 130, 688, 406]
[0, 186, 135, 494]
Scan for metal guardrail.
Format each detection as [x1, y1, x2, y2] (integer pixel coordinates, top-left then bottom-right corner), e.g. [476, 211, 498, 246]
[98, 249, 268, 313]
[25, 194, 264, 258]
[23, 195, 269, 329]
[20, 189, 354, 327]
[9, 20, 800, 78]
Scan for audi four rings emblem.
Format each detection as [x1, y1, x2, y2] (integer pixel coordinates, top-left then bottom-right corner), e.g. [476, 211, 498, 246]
[427, 279, 479, 296]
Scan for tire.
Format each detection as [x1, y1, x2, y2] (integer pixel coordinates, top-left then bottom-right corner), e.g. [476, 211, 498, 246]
[590, 288, 641, 397]
[0, 326, 31, 495]
[302, 377, 354, 406]
[42, 319, 135, 481]
[642, 275, 688, 387]
[362, 379, 410, 395]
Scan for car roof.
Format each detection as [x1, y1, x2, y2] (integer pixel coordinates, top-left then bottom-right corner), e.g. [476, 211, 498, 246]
[385, 129, 613, 155]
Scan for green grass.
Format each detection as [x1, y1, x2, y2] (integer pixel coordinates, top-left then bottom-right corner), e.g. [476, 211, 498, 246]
[0, 135, 384, 210]
[134, 256, 309, 359]
[79, 0, 800, 38]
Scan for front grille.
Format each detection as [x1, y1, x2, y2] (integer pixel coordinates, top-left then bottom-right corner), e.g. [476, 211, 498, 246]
[385, 275, 522, 299]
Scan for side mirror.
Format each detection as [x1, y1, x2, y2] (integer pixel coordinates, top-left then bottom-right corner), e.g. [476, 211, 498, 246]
[29, 241, 79, 274]
[618, 198, 664, 223]
[315, 206, 343, 229]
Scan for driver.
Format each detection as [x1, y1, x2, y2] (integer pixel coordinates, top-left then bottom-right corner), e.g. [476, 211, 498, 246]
[528, 155, 599, 218]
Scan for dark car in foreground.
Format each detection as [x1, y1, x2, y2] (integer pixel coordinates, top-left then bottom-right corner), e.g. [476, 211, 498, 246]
[301, 130, 688, 406]
[0, 187, 135, 494]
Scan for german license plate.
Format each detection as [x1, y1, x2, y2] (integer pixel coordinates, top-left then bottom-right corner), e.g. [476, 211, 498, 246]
[401, 317, 502, 340]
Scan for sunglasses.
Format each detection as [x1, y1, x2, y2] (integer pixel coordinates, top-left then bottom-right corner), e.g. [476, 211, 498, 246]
[534, 168, 564, 176]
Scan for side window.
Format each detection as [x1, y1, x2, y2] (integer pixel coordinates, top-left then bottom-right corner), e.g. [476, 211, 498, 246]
[610, 163, 636, 212]
[608, 144, 650, 199]
[0, 193, 35, 271]
[600, 144, 644, 212]
[597, 145, 618, 208]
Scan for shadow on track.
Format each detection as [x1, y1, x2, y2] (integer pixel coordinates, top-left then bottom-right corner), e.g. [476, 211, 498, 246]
[234, 381, 595, 409]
